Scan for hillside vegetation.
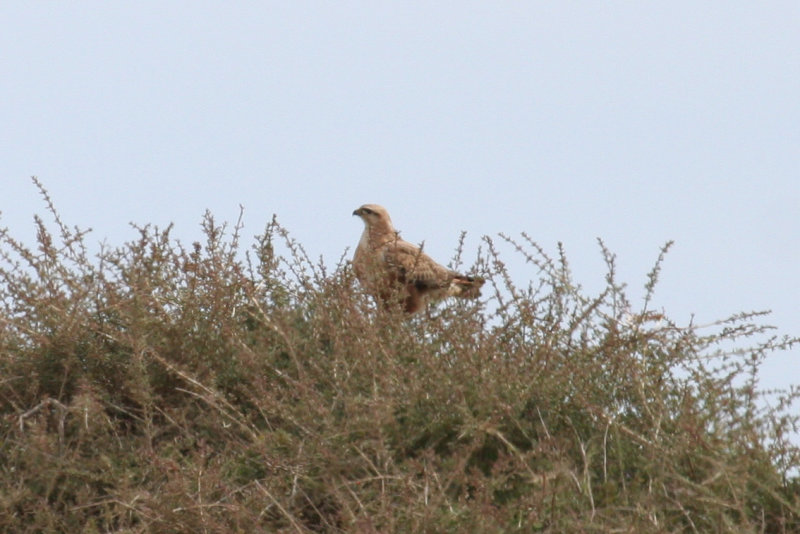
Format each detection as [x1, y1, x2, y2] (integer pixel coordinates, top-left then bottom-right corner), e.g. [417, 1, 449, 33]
[1, 185, 799, 532]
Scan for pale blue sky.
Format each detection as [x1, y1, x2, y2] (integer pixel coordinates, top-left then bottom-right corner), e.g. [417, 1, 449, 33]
[2, 3, 798, 392]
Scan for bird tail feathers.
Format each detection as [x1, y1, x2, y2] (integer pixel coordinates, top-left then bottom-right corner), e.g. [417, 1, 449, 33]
[447, 275, 485, 299]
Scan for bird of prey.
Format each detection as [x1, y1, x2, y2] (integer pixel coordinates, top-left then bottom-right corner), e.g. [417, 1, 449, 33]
[352, 204, 484, 314]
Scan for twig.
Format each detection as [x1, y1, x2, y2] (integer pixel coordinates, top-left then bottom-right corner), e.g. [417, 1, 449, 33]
[255, 481, 305, 534]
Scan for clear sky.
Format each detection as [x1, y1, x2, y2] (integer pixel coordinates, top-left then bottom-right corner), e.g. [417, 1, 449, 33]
[2, 3, 798, 393]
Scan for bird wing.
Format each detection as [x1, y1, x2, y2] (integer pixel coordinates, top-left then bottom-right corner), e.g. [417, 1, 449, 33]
[381, 239, 454, 289]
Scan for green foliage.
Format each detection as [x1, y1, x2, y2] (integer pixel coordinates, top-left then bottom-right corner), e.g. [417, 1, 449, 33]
[1, 181, 798, 532]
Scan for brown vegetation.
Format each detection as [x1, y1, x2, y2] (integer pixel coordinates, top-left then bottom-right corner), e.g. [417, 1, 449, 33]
[1, 181, 798, 532]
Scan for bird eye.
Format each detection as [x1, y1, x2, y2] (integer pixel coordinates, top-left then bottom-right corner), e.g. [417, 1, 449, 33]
[363, 208, 373, 215]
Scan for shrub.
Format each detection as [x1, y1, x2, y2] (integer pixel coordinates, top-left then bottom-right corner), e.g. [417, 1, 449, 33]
[1, 180, 798, 532]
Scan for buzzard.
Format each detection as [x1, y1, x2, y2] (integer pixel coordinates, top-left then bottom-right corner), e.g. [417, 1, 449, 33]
[352, 204, 484, 314]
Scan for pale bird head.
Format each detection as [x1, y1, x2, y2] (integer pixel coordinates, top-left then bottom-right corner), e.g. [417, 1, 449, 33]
[352, 204, 393, 229]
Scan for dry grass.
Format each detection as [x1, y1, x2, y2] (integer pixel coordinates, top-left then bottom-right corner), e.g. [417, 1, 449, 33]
[1, 180, 798, 532]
